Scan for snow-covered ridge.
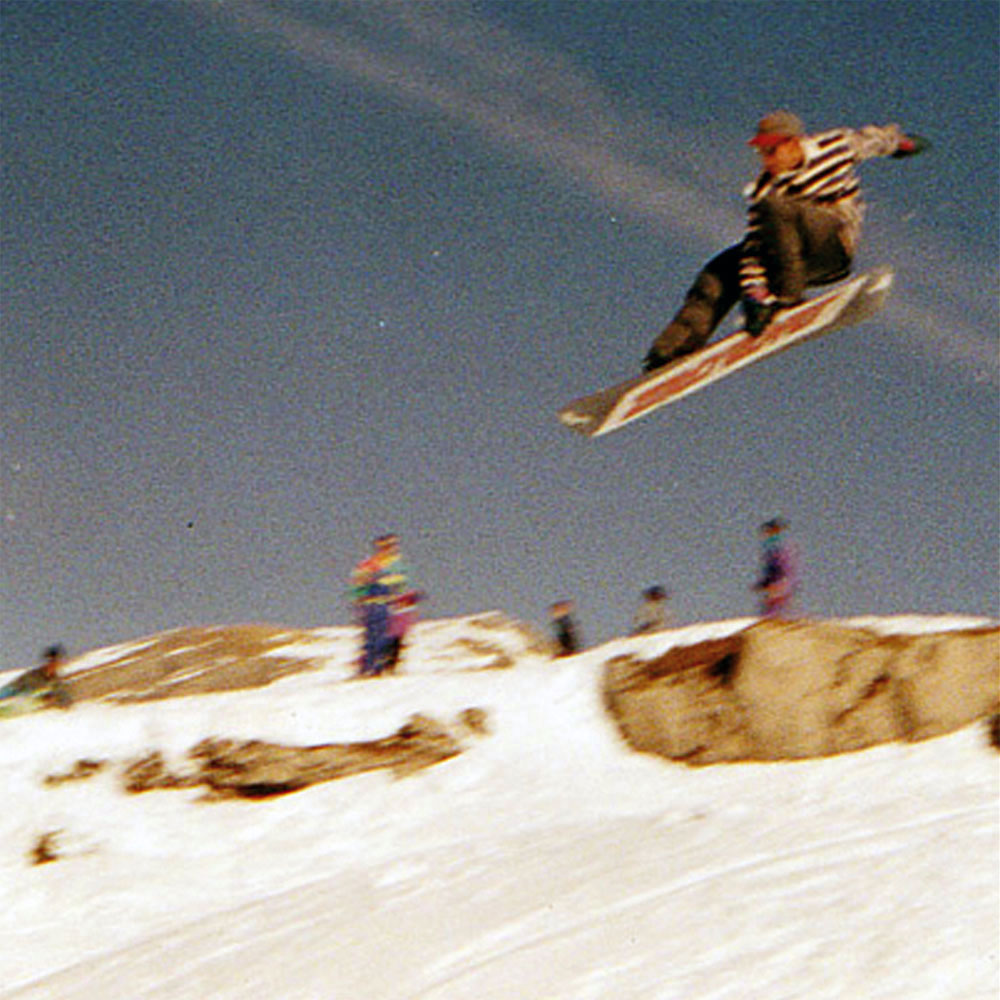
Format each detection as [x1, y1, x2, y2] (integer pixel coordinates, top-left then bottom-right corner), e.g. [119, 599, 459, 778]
[57, 611, 553, 704]
[58, 610, 996, 694]
[1, 613, 996, 999]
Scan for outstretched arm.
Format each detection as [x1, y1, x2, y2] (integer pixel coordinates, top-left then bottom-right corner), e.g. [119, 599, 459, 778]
[848, 124, 929, 160]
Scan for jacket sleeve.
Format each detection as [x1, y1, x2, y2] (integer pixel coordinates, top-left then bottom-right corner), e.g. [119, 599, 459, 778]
[845, 124, 908, 161]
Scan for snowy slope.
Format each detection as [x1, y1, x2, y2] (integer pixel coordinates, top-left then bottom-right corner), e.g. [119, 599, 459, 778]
[1, 618, 996, 999]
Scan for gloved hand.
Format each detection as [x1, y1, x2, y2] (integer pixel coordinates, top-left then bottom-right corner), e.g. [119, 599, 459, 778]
[892, 134, 930, 158]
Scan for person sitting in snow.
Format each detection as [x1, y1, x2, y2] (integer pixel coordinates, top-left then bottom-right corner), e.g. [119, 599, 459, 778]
[0, 645, 73, 708]
[644, 110, 927, 369]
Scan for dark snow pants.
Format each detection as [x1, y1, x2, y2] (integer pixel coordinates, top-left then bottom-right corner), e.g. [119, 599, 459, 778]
[648, 195, 852, 363]
[360, 603, 392, 676]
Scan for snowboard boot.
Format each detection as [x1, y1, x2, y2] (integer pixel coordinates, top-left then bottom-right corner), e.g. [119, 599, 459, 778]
[743, 297, 778, 337]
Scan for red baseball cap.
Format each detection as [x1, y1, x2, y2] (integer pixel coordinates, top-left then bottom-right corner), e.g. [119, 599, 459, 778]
[748, 110, 805, 148]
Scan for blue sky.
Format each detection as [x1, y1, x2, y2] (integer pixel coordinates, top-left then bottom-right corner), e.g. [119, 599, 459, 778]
[2, 0, 997, 670]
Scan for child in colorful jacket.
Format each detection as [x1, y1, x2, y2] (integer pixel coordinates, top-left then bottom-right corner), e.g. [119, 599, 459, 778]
[382, 589, 423, 674]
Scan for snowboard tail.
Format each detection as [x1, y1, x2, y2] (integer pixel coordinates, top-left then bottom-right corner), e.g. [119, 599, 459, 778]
[559, 269, 894, 437]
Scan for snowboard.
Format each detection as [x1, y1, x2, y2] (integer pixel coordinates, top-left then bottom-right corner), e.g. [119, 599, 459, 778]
[558, 268, 894, 437]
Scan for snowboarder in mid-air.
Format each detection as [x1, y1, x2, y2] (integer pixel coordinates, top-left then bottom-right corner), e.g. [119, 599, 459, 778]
[644, 110, 927, 371]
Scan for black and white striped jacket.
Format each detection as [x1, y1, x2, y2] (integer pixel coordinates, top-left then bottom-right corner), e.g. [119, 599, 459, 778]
[740, 124, 907, 296]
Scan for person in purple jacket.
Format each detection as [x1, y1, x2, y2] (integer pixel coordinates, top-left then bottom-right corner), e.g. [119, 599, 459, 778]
[754, 518, 798, 617]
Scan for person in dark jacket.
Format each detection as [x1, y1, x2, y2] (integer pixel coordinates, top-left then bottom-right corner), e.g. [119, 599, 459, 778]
[549, 600, 581, 657]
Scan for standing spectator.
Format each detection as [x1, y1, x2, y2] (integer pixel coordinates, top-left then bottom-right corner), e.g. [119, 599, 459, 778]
[632, 585, 671, 634]
[754, 518, 798, 617]
[350, 534, 413, 677]
[549, 600, 581, 657]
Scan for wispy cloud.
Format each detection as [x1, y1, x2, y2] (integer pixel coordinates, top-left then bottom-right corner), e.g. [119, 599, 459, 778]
[886, 297, 999, 384]
[205, 1, 997, 387]
[205, 0, 741, 239]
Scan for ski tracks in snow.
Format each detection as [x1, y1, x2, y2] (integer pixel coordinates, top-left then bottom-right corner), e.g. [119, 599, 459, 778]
[408, 802, 996, 1000]
[7, 800, 993, 1000]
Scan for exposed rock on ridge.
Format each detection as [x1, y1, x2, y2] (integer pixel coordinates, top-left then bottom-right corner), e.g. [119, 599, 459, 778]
[121, 713, 467, 800]
[603, 619, 999, 764]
